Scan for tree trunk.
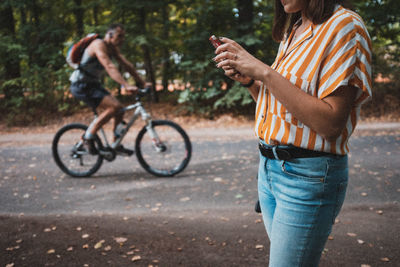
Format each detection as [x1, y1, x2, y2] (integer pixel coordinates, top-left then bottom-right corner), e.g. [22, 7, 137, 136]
[93, 4, 99, 26]
[139, 7, 158, 102]
[0, 3, 22, 99]
[73, 0, 84, 36]
[161, 2, 171, 92]
[237, 0, 255, 54]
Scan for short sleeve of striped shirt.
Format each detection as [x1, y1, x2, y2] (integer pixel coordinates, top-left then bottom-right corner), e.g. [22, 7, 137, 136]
[317, 10, 372, 105]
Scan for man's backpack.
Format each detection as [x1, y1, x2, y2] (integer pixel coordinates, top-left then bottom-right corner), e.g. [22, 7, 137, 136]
[66, 33, 99, 69]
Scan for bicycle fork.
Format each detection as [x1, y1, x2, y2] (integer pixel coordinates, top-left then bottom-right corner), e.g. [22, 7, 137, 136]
[146, 122, 166, 152]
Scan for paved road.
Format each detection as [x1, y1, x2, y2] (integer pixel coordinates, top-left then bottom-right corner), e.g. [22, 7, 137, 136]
[0, 124, 399, 266]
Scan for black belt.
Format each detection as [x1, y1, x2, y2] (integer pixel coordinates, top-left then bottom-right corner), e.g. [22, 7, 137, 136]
[258, 143, 332, 160]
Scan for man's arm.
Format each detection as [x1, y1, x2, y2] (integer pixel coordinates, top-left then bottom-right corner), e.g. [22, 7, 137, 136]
[112, 49, 146, 88]
[91, 40, 131, 88]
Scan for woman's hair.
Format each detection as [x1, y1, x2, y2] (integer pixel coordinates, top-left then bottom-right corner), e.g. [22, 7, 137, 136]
[272, 0, 348, 42]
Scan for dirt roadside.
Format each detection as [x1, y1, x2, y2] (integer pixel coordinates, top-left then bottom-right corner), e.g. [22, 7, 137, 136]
[1, 107, 399, 147]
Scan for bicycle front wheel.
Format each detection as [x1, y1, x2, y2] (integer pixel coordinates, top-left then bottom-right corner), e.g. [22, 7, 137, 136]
[135, 120, 192, 177]
[52, 123, 103, 177]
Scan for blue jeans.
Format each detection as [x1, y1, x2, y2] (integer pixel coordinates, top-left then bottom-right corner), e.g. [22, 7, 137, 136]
[258, 145, 348, 267]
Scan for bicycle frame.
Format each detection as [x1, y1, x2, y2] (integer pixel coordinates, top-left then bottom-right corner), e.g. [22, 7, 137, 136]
[92, 98, 160, 152]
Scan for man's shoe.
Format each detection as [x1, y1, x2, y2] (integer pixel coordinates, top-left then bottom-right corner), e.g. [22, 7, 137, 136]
[115, 145, 134, 156]
[83, 138, 98, 155]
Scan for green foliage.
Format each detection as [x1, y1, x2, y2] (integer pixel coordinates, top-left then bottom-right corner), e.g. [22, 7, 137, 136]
[214, 83, 253, 109]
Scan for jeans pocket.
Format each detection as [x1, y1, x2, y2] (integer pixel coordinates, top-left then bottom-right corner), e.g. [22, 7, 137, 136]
[281, 157, 328, 183]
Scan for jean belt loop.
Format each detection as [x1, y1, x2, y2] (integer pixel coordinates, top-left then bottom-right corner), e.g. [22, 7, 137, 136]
[272, 146, 280, 160]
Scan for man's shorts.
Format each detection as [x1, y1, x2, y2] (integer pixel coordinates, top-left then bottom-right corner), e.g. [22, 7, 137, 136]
[70, 82, 110, 109]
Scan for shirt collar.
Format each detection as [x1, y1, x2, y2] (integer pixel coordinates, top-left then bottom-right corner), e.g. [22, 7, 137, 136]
[282, 21, 314, 58]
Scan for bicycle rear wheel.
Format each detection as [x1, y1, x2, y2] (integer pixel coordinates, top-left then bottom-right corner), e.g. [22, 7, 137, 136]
[52, 123, 103, 177]
[135, 120, 192, 177]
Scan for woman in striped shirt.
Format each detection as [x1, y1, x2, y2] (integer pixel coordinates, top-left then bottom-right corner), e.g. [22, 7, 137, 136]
[214, 0, 371, 266]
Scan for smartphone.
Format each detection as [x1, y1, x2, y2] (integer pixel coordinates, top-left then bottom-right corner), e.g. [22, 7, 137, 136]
[209, 35, 221, 48]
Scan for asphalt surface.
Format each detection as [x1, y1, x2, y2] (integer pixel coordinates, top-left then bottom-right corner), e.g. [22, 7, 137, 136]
[0, 123, 399, 266]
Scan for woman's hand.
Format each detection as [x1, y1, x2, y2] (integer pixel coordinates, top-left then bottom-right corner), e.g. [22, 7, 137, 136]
[220, 66, 253, 85]
[214, 37, 269, 82]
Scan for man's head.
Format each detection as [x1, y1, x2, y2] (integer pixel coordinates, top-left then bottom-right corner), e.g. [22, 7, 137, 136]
[105, 23, 125, 47]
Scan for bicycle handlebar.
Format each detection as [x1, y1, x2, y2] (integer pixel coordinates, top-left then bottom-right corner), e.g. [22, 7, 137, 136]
[137, 87, 151, 97]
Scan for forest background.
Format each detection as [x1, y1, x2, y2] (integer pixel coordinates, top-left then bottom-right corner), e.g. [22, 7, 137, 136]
[1, 0, 399, 126]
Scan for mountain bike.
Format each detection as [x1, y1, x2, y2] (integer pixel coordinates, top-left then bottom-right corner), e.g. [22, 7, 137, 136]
[52, 87, 192, 177]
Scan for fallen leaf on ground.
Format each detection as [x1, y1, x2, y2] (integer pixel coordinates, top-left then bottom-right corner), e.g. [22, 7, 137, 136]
[255, 244, 264, 250]
[131, 255, 141, 262]
[47, 249, 55, 254]
[380, 257, 390, 262]
[94, 240, 105, 249]
[347, 232, 357, 237]
[180, 197, 190, 202]
[114, 237, 128, 243]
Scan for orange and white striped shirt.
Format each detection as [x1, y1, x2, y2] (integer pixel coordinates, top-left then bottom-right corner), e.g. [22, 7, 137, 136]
[255, 5, 372, 155]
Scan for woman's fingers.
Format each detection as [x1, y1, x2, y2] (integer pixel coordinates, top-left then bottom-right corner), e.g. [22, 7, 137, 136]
[215, 37, 241, 55]
[214, 51, 237, 62]
[219, 36, 235, 43]
[216, 54, 239, 68]
[222, 66, 238, 75]
[224, 68, 237, 76]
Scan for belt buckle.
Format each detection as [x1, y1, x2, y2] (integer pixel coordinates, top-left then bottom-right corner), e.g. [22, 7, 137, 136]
[275, 148, 292, 160]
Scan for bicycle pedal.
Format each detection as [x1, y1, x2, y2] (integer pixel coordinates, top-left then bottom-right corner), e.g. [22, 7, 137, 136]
[99, 149, 112, 156]
[115, 145, 134, 156]
[116, 149, 134, 156]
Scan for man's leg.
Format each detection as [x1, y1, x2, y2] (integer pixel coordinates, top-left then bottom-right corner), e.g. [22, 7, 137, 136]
[86, 94, 124, 138]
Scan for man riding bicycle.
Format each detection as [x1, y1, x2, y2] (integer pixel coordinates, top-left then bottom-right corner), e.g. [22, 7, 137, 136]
[69, 23, 148, 155]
